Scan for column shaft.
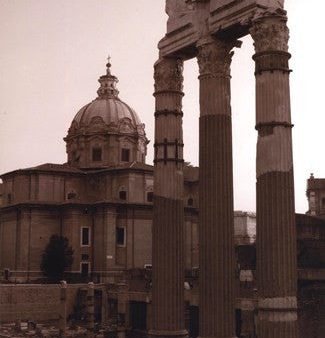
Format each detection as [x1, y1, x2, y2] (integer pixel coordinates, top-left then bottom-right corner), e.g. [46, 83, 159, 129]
[149, 57, 187, 338]
[87, 282, 95, 338]
[250, 14, 298, 338]
[59, 281, 67, 338]
[197, 37, 237, 338]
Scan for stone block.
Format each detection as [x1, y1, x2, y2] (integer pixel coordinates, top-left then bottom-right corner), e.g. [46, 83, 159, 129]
[159, 0, 286, 57]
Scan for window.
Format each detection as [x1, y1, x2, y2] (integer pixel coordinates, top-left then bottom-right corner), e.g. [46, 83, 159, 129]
[119, 190, 127, 200]
[4, 268, 10, 280]
[81, 227, 90, 246]
[92, 147, 102, 162]
[7, 193, 11, 204]
[81, 254, 89, 261]
[121, 148, 130, 162]
[67, 191, 77, 200]
[188, 198, 194, 206]
[116, 227, 125, 246]
[81, 262, 90, 276]
[147, 192, 153, 202]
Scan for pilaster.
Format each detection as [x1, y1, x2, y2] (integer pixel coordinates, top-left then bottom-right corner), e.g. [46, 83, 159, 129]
[250, 13, 298, 338]
[197, 36, 237, 338]
[149, 57, 187, 338]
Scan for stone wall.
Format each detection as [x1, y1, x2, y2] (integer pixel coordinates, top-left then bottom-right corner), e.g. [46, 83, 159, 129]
[0, 283, 97, 323]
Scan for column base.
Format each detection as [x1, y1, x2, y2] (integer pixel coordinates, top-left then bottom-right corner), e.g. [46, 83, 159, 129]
[148, 329, 188, 338]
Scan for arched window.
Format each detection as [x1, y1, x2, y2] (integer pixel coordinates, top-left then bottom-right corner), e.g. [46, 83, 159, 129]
[188, 197, 194, 206]
[119, 190, 127, 200]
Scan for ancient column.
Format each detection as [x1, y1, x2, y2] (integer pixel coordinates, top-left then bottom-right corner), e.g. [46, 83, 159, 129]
[59, 280, 67, 338]
[149, 57, 187, 338]
[87, 282, 95, 338]
[117, 281, 129, 338]
[197, 36, 237, 338]
[250, 13, 298, 338]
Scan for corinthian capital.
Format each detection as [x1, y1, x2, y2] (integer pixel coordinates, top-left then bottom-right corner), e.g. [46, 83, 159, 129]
[197, 37, 238, 78]
[250, 15, 289, 53]
[154, 58, 184, 93]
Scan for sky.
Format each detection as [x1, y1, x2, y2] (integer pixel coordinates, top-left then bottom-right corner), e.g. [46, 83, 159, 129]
[0, 0, 324, 213]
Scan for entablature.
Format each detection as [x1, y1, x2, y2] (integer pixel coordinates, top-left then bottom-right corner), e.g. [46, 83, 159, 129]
[159, 0, 285, 58]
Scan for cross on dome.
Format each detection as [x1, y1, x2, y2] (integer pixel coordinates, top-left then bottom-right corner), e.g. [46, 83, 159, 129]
[97, 56, 119, 99]
[106, 54, 112, 75]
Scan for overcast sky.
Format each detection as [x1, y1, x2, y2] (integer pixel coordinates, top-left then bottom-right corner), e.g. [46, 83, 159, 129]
[0, 0, 324, 213]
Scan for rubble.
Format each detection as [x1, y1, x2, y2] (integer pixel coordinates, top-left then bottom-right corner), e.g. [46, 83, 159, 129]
[0, 323, 112, 338]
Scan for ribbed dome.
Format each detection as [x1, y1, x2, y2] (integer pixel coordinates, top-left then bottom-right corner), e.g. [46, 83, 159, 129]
[72, 97, 141, 128]
[65, 56, 148, 169]
[69, 56, 142, 132]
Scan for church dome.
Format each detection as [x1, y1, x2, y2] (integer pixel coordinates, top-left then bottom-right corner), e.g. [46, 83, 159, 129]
[65, 57, 148, 169]
[72, 98, 141, 129]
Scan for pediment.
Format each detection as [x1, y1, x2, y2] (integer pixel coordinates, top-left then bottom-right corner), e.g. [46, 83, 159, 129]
[90, 116, 105, 125]
[137, 123, 145, 136]
[88, 135, 106, 142]
[118, 118, 135, 134]
[120, 136, 137, 146]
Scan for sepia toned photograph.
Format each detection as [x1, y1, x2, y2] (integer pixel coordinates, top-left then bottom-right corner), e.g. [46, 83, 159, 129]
[0, 1, 324, 337]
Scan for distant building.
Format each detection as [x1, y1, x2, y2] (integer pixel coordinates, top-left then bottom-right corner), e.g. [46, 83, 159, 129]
[234, 211, 256, 245]
[306, 173, 325, 217]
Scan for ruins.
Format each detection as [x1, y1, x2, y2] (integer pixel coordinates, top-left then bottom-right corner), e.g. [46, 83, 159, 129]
[151, 1, 297, 338]
[1, 1, 325, 338]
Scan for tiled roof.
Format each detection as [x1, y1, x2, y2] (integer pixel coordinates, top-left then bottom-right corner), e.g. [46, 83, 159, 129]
[27, 163, 84, 173]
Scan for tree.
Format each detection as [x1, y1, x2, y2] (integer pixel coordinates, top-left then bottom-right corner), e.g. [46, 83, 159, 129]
[41, 235, 74, 281]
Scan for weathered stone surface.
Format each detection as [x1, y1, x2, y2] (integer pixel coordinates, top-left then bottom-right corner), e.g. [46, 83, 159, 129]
[0, 284, 106, 324]
[198, 37, 236, 338]
[159, 0, 286, 57]
[150, 57, 187, 338]
[252, 12, 298, 338]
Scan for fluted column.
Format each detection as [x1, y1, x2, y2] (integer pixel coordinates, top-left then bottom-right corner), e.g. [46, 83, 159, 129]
[197, 36, 237, 338]
[250, 13, 298, 338]
[149, 57, 187, 338]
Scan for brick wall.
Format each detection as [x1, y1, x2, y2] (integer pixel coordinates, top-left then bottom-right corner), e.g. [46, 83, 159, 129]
[0, 283, 99, 323]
